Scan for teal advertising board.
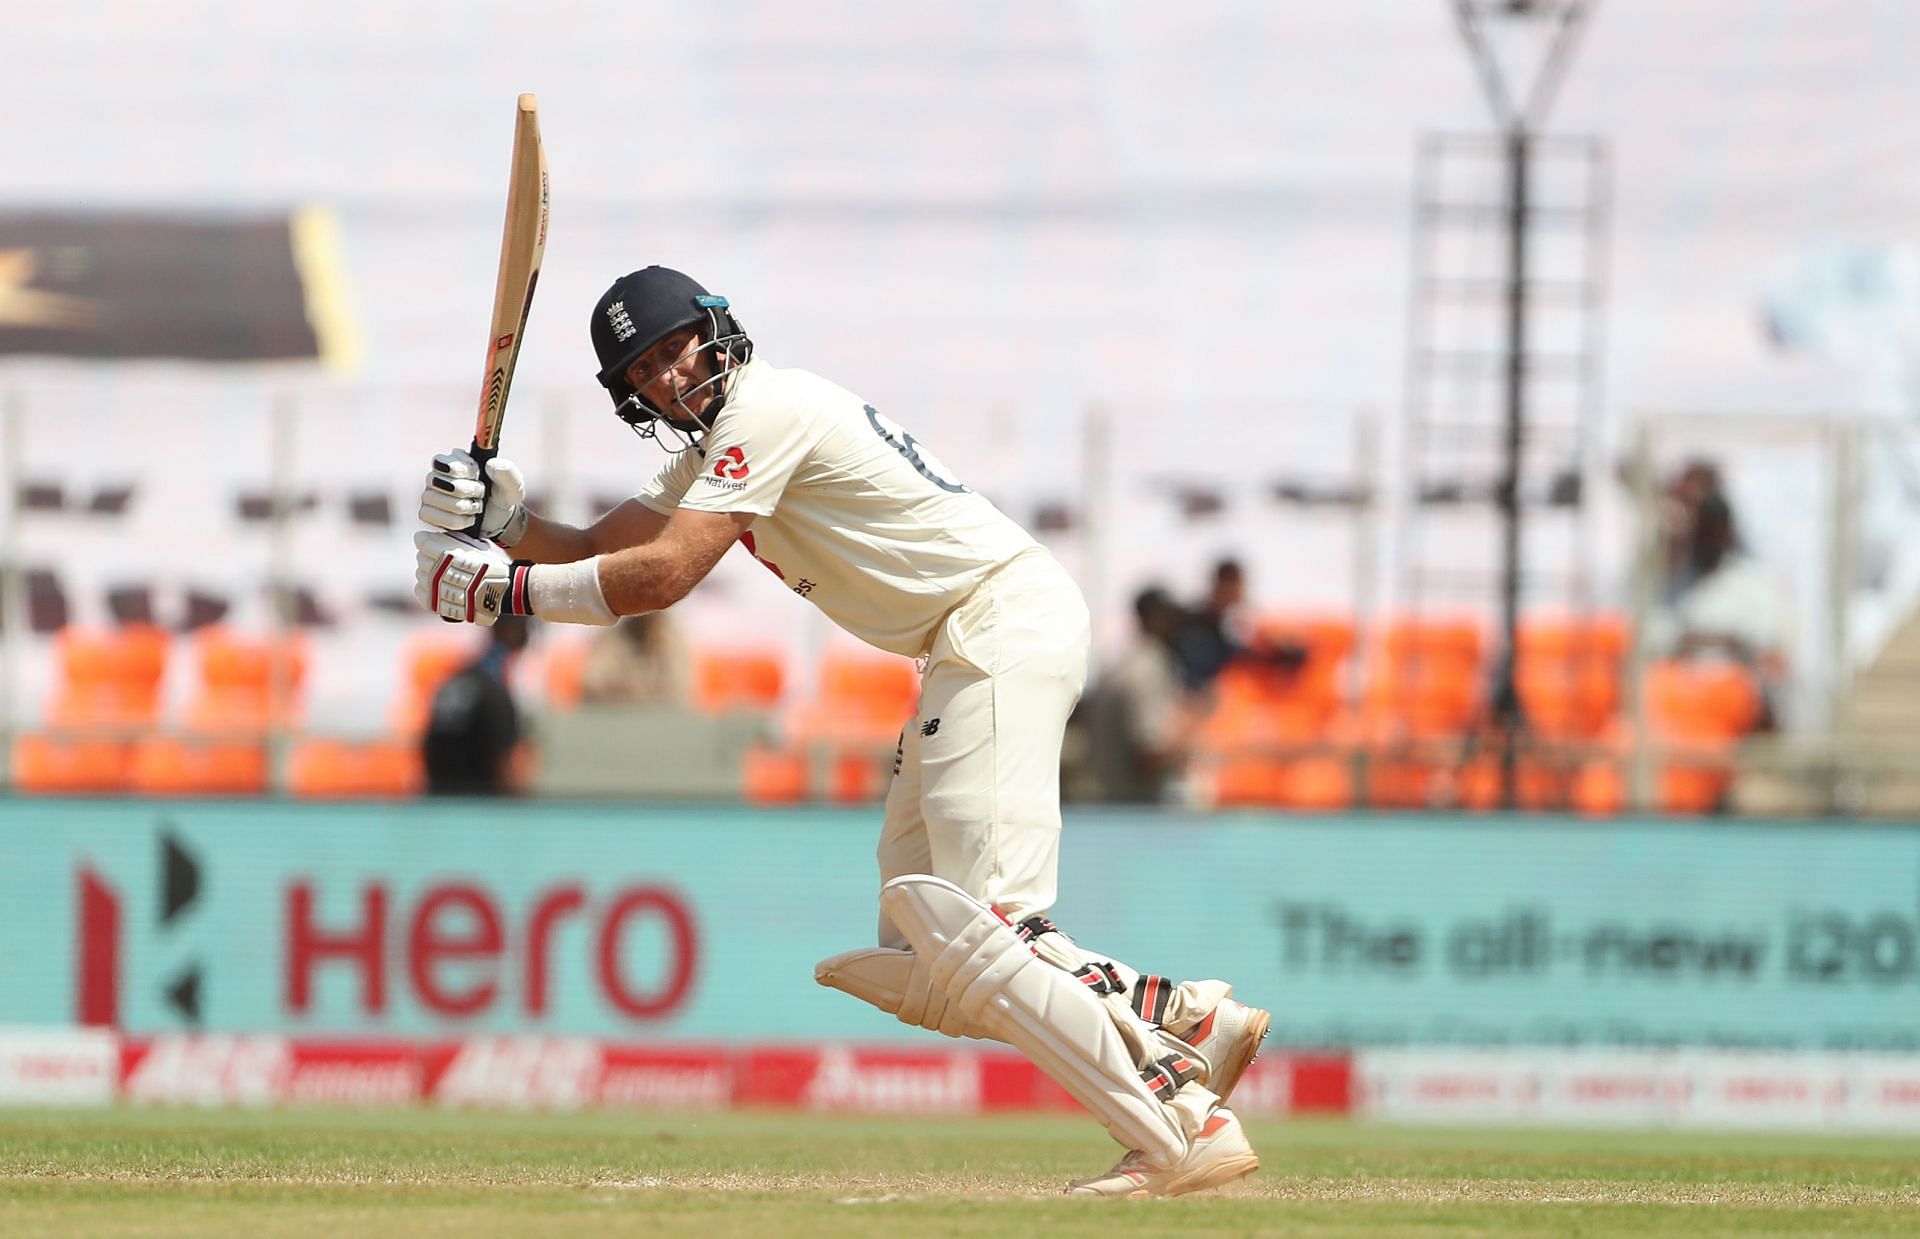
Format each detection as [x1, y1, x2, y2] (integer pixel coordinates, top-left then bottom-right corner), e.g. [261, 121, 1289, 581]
[2, 800, 1917, 1049]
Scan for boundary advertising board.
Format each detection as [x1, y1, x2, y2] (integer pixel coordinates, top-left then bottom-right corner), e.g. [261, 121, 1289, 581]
[3, 802, 1918, 1050]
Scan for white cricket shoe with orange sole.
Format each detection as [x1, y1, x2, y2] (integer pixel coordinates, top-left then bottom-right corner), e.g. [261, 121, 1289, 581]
[1063, 1106, 1260, 1198]
[1182, 998, 1271, 1103]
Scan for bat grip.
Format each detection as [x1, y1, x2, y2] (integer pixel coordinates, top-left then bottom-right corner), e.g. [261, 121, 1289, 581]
[443, 438, 500, 618]
[462, 438, 498, 538]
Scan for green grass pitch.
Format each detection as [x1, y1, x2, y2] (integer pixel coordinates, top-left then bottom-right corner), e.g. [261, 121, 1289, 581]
[2, 1107, 1916, 1237]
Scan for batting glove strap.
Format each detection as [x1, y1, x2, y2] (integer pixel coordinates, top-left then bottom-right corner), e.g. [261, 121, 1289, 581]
[496, 561, 533, 617]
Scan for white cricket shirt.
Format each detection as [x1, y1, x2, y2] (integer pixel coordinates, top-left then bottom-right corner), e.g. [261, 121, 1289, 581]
[634, 359, 1038, 658]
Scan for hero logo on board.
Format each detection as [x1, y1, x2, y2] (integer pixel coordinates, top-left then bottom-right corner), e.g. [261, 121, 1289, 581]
[76, 828, 701, 1029]
[76, 828, 205, 1029]
[285, 880, 700, 1021]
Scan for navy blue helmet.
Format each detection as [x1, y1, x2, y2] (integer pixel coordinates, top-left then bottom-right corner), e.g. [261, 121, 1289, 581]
[590, 266, 752, 435]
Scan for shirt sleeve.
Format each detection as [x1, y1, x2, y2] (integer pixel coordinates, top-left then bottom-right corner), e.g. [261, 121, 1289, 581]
[675, 403, 811, 517]
[633, 449, 700, 515]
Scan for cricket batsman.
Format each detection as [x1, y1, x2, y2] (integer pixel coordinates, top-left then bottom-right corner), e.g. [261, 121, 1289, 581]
[414, 266, 1268, 1197]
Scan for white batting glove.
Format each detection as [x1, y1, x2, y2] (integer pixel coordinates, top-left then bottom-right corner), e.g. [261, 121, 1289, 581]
[413, 530, 536, 626]
[419, 449, 529, 547]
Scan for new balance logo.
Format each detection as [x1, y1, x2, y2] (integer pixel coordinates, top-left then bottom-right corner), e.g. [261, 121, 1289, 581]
[919, 718, 940, 738]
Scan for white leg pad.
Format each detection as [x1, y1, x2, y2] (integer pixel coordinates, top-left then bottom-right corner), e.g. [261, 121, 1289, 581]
[814, 947, 993, 1041]
[880, 874, 1190, 1165]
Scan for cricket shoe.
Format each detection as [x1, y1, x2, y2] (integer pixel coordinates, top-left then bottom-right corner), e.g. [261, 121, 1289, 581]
[1063, 1106, 1259, 1198]
[1180, 998, 1271, 1103]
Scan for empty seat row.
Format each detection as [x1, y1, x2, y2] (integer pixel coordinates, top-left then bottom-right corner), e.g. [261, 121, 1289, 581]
[1193, 629, 1763, 815]
[40, 625, 306, 733]
[11, 735, 421, 798]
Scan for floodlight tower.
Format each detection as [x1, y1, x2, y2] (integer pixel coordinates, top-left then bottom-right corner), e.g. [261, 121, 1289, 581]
[1397, 0, 1608, 809]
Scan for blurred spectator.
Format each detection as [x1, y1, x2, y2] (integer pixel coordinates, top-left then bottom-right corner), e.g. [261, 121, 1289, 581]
[1171, 557, 1305, 695]
[580, 612, 692, 706]
[1079, 586, 1196, 803]
[1654, 458, 1728, 605]
[423, 616, 533, 795]
[1653, 492, 1794, 728]
[1172, 559, 1249, 693]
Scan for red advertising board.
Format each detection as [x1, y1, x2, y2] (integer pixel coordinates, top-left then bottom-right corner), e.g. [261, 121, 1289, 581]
[102, 1033, 1350, 1116]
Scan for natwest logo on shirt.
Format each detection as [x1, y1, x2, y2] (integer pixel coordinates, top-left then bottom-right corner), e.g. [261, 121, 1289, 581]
[700, 446, 751, 492]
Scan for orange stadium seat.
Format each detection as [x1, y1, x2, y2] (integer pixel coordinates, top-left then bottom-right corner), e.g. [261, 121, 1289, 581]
[1196, 698, 1314, 754]
[741, 745, 810, 804]
[1641, 660, 1763, 813]
[1211, 662, 1342, 728]
[1279, 755, 1355, 810]
[1516, 661, 1619, 740]
[1256, 615, 1356, 662]
[11, 734, 130, 794]
[196, 627, 307, 695]
[1570, 759, 1627, 816]
[1191, 616, 1354, 766]
[692, 649, 786, 713]
[543, 639, 591, 711]
[47, 625, 171, 729]
[288, 739, 423, 798]
[1382, 616, 1484, 668]
[1515, 612, 1628, 742]
[127, 736, 268, 796]
[1647, 660, 1762, 739]
[820, 652, 920, 720]
[1516, 612, 1629, 663]
[1365, 656, 1479, 739]
[1456, 754, 1573, 812]
[1362, 752, 1435, 809]
[45, 682, 163, 729]
[389, 635, 475, 736]
[1209, 755, 1289, 808]
[58, 624, 169, 691]
[1366, 617, 1484, 736]
[790, 652, 921, 748]
[1253, 615, 1356, 717]
[827, 751, 885, 804]
[186, 629, 307, 734]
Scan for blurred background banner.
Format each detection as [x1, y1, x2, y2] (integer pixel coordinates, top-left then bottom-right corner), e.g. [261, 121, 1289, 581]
[9, 800, 1919, 1050]
[0, 209, 352, 366]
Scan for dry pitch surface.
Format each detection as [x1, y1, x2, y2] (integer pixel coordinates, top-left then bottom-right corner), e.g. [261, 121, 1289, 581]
[2, 1107, 1917, 1237]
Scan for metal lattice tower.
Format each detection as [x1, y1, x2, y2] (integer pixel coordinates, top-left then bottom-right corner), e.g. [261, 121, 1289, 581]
[1396, 0, 1610, 807]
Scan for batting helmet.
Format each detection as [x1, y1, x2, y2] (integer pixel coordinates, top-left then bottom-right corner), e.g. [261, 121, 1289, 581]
[590, 266, 752, 434]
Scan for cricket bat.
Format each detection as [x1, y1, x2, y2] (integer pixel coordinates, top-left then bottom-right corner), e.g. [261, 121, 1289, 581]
[465, 92, 550, 533]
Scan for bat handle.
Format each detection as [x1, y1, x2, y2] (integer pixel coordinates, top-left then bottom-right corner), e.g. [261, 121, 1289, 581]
[462, 438, 498, 538]
[444, 437, 500, 617]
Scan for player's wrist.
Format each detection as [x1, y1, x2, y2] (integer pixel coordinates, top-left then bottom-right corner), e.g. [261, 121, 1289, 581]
[492, 503, 531, 548]
[528, 555, 617, 626]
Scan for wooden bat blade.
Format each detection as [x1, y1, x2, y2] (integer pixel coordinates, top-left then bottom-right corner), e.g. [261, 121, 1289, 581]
[471, 92, 549, 462]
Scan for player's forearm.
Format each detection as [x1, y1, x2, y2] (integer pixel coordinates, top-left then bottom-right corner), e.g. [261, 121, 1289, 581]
[595, 545, 704, 616]
[505, 511, 598, 564]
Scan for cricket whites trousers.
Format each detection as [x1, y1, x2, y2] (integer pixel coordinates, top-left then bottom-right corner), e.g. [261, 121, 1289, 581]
[877, 548, 1087, 939]
[873, 548, 1224, 1038]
